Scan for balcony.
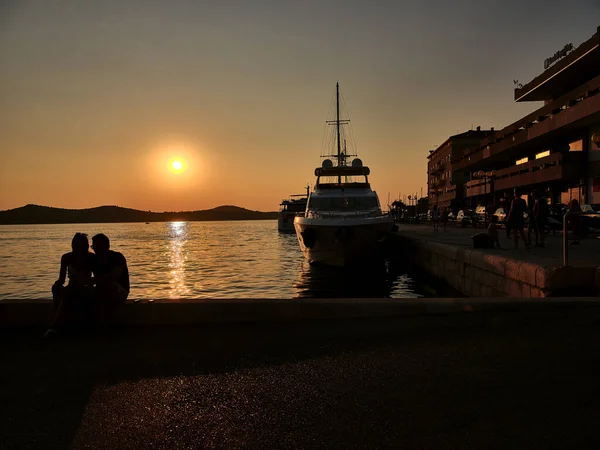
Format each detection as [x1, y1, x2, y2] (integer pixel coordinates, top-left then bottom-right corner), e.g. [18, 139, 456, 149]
[430, 184, 456, 205]
[437, 191, 456, 204]
[456, 74, 600, 171]
[465, 180, 491, 198]
[429, 162, 446, 175]
[493, 152, 582, 191]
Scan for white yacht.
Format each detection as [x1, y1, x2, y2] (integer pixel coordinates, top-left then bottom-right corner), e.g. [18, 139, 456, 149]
[278, 187, 309, 232]
[293, 83, 394, 266]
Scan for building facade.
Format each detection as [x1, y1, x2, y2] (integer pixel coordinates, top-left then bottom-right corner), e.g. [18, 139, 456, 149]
[461, 25, 600, 209]
[427, 128, 493, 209]
[428, 25, 600, 211]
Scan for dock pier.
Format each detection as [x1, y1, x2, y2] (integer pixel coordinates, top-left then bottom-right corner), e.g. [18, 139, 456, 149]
[391, 224, 600, 297]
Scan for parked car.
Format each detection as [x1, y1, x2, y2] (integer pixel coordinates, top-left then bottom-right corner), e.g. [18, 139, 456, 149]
[492, 205, 530, 224]
[475, 205, 486, 218]
[493, 208, 507, 223]
[581, 204, 600, 214]
[456, 209, 480, 227]
[549, 203, 568, 216]
[579, 205, 600, 234]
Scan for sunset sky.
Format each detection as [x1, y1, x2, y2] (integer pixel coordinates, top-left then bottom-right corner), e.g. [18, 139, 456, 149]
[1, 1, 599, 212]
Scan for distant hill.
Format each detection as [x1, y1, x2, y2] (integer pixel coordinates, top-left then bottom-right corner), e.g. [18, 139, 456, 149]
[0, 204, 279, 225]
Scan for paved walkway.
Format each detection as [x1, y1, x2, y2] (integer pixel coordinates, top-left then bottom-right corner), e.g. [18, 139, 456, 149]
[2, 311, 600, 449]
[396, 223, 600, 267]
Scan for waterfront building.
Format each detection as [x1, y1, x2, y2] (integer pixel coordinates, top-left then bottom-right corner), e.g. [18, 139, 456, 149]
[429, 25, 600, 210]
[427, 128, 494, 210]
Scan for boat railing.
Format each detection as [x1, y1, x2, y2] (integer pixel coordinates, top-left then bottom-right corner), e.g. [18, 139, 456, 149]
[305, 210, 391, 220]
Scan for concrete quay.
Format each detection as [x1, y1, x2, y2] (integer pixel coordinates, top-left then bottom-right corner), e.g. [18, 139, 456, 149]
[3, 297, 600, 329]
[392, 224, 600, 297]
[2, 306, 600, 450]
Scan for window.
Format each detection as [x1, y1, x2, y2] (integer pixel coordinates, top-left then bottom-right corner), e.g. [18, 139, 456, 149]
[516, 157, 528, 165]
[308, 196, 379, 211]
[535, 150, 550, 159]
[569, 139, 583, 151]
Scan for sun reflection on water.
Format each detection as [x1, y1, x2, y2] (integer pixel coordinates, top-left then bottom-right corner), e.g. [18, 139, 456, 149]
[0, 221, 446, 299]
[168, 221, 191, 297]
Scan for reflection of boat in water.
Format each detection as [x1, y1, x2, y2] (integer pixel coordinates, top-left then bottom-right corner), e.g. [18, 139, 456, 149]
[293, 257, 463, 298]
[293, 83, 394, 266]
[278, 186, 309, 232]
[294, 259, 396, 298]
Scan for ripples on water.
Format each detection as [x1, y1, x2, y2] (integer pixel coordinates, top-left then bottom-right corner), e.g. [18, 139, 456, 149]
[0, 221, 453, 300]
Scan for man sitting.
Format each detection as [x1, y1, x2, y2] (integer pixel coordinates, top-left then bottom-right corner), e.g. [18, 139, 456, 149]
[91, 233, 130, 323]
[472, 216, 501, 249]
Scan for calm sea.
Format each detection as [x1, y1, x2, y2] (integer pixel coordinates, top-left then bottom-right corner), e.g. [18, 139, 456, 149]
[0, 221, 451, 300]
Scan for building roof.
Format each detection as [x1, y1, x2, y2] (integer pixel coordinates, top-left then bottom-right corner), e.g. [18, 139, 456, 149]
[515, 26, 600, 102]
[427, 129, 494, 160]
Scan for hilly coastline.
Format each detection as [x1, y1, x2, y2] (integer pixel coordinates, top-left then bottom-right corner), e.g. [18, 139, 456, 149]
[0, 204, 279, 225]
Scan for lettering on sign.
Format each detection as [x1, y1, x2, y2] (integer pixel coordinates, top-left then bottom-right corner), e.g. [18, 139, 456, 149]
[544, 43, 574, 70]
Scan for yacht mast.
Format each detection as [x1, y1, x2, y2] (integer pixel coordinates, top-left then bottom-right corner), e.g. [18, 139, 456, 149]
[336, 82, 341, 183]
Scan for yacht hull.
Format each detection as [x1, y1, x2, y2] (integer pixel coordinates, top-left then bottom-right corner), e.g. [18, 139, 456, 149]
[278, 214, 296, 232]
[294, 216, 394, 266]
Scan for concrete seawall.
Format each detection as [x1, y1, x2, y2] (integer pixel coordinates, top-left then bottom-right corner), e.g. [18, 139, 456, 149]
[3, 298, 600, 328]
[392, 231, 600, 298]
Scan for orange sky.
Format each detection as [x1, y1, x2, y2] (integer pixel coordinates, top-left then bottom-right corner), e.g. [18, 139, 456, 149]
[1, 1, 598, 212]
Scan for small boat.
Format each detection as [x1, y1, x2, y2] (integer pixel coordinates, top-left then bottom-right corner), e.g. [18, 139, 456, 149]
[278, 186, 309, 232]
[293, 83, 394, 266]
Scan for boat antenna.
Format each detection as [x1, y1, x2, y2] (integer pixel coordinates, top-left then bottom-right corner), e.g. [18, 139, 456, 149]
[325, 82, 349, 175]
[336, 82, 341, 183]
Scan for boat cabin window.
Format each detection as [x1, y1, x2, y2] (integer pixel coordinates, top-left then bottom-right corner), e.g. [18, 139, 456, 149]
[318, 175, 366, 185]
[281, 202, 306, 213]
[308, 196, 379, 211]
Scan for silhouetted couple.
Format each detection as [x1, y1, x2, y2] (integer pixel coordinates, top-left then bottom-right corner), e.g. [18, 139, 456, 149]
[45, 233, 129, 338]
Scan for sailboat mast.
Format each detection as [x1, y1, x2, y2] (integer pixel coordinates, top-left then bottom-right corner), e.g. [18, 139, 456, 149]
[336, 82, 341, 183]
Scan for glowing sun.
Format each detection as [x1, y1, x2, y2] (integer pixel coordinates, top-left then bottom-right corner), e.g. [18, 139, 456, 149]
[169, 160, 185, 173]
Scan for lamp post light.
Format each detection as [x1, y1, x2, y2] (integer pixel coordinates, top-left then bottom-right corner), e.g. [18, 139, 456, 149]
[473, 170, 496, 227]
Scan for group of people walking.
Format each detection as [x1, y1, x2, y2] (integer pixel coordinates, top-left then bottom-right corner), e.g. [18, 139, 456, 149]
[432, 189, 584, 249]
[505, 189, 543, 249]
[430, 205, 449, 232]
[507, 189, 583, 248]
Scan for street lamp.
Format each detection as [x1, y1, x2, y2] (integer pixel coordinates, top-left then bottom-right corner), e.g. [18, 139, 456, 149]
[473, 170, 496, 227]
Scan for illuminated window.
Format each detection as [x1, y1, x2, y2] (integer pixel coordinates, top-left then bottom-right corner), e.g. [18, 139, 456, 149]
[516, 157, 528, 165]
[535, 150, 550, 159]
[569, 139, 583, 151]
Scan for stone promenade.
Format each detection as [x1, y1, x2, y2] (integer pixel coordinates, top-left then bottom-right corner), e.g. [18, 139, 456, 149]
[2, 307, 600, 449]
[393, 224, 600, 297]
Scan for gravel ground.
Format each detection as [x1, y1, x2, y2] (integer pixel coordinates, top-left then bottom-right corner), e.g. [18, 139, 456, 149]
[1, 312, 600, 449]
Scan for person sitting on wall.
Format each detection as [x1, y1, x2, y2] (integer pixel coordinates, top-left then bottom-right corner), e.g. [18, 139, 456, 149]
[471, 215, 500, 249]
[45, 233, 96, 339]
[90, 233, 130, 324]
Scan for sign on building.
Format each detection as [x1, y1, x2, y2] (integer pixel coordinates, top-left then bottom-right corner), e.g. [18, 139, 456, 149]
[544, 44, 574, 70]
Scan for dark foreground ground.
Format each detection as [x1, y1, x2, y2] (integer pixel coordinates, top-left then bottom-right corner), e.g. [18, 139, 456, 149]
[2, 310, 600, 449]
